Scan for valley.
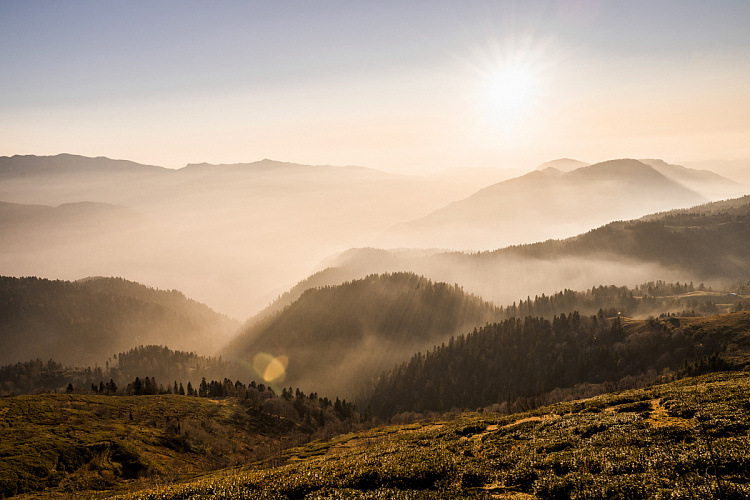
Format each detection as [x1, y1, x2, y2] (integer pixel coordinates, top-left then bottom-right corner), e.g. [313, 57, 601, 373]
[2, 154, 750, 499]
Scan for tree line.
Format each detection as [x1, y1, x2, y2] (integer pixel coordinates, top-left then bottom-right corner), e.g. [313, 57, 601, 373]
[0, 345, 246, 396]
[74, 374, 366, 434]
[366, 311, 750, 417]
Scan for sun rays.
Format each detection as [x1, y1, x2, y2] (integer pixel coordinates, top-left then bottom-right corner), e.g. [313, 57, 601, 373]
[464, 34, 553, 140]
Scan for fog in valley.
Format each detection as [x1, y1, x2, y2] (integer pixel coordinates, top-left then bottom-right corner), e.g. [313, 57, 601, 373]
[2, 151, 749, 388]
[3, 154, 746, 326]
[0, 155, 516, 319]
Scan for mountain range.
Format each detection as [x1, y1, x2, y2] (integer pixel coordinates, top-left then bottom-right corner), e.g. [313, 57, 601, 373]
[376, 158, 746, 250]
[1, 154, 746, 318]
[0, 154, 515, 317]
[3, 153, 749, 387]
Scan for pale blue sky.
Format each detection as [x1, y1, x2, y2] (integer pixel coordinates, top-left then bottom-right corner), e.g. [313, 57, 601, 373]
[2, 0, 749, 171]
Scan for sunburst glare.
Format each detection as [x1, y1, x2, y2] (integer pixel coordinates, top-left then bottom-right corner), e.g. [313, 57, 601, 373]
[465, 35, 552, 138]
[485, 65, 536, 115]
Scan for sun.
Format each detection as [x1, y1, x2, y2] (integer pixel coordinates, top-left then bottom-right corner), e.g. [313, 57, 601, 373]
[485, 65, 537, 115]
[465, 36, 550, 136]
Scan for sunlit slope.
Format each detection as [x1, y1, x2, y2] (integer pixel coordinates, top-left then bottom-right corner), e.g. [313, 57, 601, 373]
[368, 311, 750, 416]
[0, 276, 239, 366]
[377, 159, 727, 250]
[224, 273, 502, 398]
[0, 390, 342, 498]
[115, 372, 750, 499]
[0, 154, 172, 207]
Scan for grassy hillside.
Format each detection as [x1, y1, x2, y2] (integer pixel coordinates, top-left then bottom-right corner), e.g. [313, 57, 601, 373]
[104, 372, 750, 499]
[0, 276, 240, 366]
[0, 385, 368, 498]
[224, 273, 503, 398]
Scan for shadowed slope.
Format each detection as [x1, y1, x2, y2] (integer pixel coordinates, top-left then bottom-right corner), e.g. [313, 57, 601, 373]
[0, 276, 240, 366]
[224, 273, 502, 398]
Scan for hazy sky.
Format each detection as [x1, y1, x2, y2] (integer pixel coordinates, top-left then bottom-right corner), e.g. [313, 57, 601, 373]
[2, 0, 750, 173]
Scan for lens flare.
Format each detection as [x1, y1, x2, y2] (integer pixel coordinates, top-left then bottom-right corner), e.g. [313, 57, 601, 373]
[252, 352, 289, 384]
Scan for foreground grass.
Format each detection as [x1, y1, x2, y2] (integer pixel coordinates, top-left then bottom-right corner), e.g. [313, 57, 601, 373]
[0, 394, 303, 498]
[107, 372, 750, 500]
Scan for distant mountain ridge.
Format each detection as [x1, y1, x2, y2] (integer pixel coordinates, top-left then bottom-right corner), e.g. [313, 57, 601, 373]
[2, 153, 746, 319]
[0, 154, 511, 317]
[0, 153, 167, 177]
[535, 157, 590, 172]
[179, 158, 386, 177]
[0, 200, 146, 255]
[377, 158, 711, 250]
[640, 158, 746, 199]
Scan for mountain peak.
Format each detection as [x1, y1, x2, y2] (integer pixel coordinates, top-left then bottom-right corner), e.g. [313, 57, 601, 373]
[0, 153, 166, 177]
[567, 158, 664, 180]
[535, 158, 590, 172]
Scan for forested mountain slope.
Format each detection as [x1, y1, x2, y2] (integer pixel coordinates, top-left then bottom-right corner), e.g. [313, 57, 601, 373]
[225, 273, 503, 398]
[496, 195, 750, 278]
[0, 276, 239, 366]
[0, 345, 247, 396]
[367, 311, 750, 416]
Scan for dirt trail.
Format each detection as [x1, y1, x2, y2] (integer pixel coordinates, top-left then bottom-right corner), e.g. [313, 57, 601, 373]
[500, 414, 560, 429]
[645, 398, 695, 429]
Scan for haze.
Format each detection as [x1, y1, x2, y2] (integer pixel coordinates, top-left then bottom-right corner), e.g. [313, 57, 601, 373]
[1, 1, 750, 321]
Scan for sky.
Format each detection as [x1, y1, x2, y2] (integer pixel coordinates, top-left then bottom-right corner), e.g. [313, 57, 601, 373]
[2, 0, 750, 173]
